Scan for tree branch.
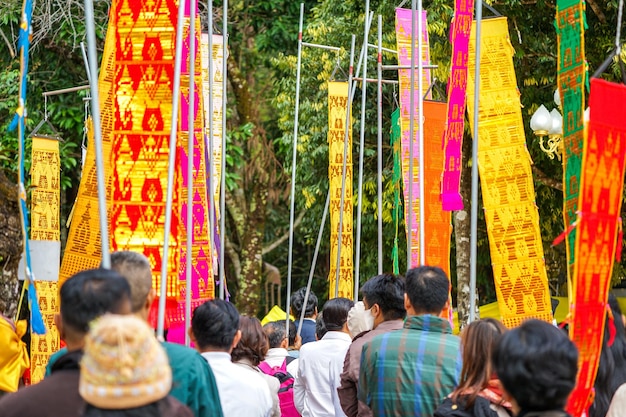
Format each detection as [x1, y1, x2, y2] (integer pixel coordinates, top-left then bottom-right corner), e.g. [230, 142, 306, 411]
[532, 165, 563, 191]
[586, 0, 607, 24]
[262, 211, 306, 255]
[224, 233, 241, 279]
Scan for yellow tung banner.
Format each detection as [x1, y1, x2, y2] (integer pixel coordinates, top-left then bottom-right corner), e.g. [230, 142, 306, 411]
[467, 17, 553, 328]
[201, 34, 224, 212]
[30, 136, 61, 384]
[59, 22, 116, 287]
[328, 82, 353, 300]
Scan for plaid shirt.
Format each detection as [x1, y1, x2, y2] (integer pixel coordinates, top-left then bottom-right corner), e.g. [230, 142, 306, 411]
[358, 315, 462, 417]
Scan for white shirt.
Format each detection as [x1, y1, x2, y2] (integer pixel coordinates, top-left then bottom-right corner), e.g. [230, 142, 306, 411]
[201, 351, 272, 417]
[294, 331, 352, 417]
[264, 347, 299, 376]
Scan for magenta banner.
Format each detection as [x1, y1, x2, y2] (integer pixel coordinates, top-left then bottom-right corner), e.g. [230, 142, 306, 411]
[395, 8, 430, 267]
[441, 0, 474, 211]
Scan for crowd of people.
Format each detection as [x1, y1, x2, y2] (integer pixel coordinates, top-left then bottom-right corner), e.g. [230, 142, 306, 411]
[0, 252, 624, 417]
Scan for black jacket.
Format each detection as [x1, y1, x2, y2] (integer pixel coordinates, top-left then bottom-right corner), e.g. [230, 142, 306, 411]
[435, 395, 513, 417]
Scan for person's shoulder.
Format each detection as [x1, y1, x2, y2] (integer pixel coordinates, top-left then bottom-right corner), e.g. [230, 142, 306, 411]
[160, 395, 195, 417]
[162, 342, 206, 363]
[0, 374, 81, 416]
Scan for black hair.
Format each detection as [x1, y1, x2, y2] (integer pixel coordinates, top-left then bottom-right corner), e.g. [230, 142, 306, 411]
[315, 311, 327, 340]
[191, 300, 240, 350]
[590, 294, 626, 417]
[321, 297, 354, 331]
[361, 274, 406, 321]
[60, 268, 131, 334]
[493, 319, 578, 412]
[264, 321, 287, 349]
[288, 320, 297, 346]
[291, 287, 318, 318]
[405, 266, 449, 314]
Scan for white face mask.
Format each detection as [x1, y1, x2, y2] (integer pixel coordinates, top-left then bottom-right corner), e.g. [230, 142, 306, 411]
[347, 301, 375, 337]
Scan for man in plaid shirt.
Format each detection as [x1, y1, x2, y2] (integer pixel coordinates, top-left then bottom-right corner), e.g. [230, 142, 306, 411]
[358, 266, 462, 416]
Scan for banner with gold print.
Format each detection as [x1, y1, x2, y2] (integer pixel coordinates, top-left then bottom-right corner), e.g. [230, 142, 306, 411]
[328, 81, 353, 300]
[467, 17, 553, 328]
[29, 136, 61, 384]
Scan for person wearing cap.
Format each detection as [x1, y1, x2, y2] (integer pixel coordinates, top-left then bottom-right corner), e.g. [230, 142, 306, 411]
[109, 251, 224, 417]
[0, 269, 133, 417]
[80, 314, 192, 416]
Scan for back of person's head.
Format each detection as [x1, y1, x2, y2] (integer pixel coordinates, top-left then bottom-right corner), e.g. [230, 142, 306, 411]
[291, 287, 318, 318]
[453, 318, 507, 406]
[360, 274, 406, 320]
[264, 321, 287, 349]
[232, 316, 269, 366]
[322, 297, 354, 331]
[590, 294, 626, 417]
[109, 251, 153, 314]
[80, 314, 172, 412]
[60, 268, 132, 341]
[405, 266, 450, 314]
[191, 300, 240, 351]
[288, 320, 297, 347]
[493, 319, 578, 412]
[316, 311, 327, 340]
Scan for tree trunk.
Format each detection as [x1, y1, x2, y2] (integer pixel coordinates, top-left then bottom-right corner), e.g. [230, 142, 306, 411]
[455, 134, 479, 330]
[0, 170, 23, 318]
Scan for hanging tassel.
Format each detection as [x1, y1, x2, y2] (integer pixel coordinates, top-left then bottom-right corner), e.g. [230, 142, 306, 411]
[552, 219, 579, 247]
[27, 281, 46, 335]
[606, 303, 616, 347]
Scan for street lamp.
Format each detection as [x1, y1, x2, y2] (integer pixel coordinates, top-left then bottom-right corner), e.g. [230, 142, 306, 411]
[530, 91, 564, 160]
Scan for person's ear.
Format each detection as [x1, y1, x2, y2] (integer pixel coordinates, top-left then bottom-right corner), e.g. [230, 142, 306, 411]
[54, 313, 65, 341]
[371, 303, 381, 319]
[442, 298, 450, 312]
[280, 337, 289, 349]
[145, 288, 156, 314]
[404, 293, 411, 312]
[187, 327, 197, 347]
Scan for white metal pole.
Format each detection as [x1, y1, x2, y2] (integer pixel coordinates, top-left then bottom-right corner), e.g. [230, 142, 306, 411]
[297, 190, 330, 339]
[469, 0, 483, 323]
[377, 15, 383, 275]
[417, 0, 425, 266]
[285, 3, 305, 338]
[407, 0, 416, 271]
[84, 0, 110, 268]
[207, 0, 216, 306]
[219, 0, 228, 301]
[185, 0, 196, 347]
[335, 35, 356, 299]
[354, 0, 371, 301]
[158, 0, 186, 340]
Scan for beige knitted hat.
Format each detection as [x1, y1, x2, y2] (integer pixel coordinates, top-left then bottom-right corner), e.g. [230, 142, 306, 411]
[79, 314, 172, 409]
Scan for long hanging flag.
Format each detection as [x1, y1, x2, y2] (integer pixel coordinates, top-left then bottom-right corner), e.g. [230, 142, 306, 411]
[59, 21, 116, 286]
[175, 2, 214, 326]
[9, 0, 45, 335]
[423, 101, 452, 322]
[28, 136, 61, 383]
[556, 0, 586, 297]
[467, 17, 553, 328]
[566, 79, 626, 417]
[109, 0, 183, 315]
[328, 82, 353, 300]
[201, 33, 224, 267]
[441, 0, 474, 211]
[390, 108, 402, 275]
[201, 34, 224, 215]
[395, 8, 430, 267]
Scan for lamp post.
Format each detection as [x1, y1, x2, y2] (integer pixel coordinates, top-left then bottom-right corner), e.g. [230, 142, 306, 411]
[530, 92, 564, 160]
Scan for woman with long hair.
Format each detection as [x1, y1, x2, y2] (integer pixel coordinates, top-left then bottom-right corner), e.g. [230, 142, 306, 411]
[231, 316, 281, 417]
[434, 318, 512, 417]
[590, 294, 626, 417]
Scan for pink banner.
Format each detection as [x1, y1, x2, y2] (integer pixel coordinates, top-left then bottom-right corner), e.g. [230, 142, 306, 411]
[395, 8, 430, 267]
[441, 0, 473, 211]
